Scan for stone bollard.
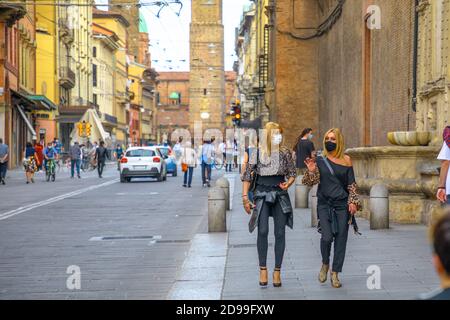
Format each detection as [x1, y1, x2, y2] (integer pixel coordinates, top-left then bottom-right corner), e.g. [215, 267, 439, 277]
[208, 187, 227, 232]
[309, 185, 318, 227]
[215, 177, 230, 210]
[369, 183, 389, 230]
[295, 176, 310, 208]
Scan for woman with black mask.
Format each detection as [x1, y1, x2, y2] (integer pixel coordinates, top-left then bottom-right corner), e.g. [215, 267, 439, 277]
[302, 128, 362, 288]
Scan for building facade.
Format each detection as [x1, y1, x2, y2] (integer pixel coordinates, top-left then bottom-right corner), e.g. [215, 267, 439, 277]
[93, 9, 130, 146]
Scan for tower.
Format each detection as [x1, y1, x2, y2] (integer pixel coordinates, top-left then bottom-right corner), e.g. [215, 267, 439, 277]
[110, 0, 140, 60]
[190, 0, 225, 132]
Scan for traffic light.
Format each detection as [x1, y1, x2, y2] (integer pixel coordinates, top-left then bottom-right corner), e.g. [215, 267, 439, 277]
[232, 103, 241, 126]
[85, 123, 92, 137]
[77, 122, 84, 136]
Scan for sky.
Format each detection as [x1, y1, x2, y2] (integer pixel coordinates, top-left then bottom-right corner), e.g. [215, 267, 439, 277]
[96, 0, 252, 71]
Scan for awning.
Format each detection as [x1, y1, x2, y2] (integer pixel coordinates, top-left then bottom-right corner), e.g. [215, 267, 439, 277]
[10, 89, 37, 111]
[27, 95, 57, 111]
[70, 109, 112, 147]
[17, 105, 37, 140]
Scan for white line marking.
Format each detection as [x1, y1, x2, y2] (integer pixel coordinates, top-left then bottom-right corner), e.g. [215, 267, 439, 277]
[0, 179, 119, 221]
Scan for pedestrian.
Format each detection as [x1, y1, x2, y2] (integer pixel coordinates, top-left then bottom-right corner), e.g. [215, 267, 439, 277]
[302, 128, 362, 288]
[437, 126, 450, 206]
[241, 122, 297, 287]
[233, 139, 239, 169]
[114, 144, 123, 171]
[420, 209, 450, 300]
[201, 139, 214, 187]
[293, 128, 315, 176]
[95, 141, 109, 178]
[225, 139, 234, 172]
[34, 140, 44, 171]
[69, 141, 82, 179]
[23, 142, 38, 184]
[53, 137, 62, 154]
[181, 140, 197, 188]
[218, 140, 226, 167]
[0, 138, 9, 185]
[173, 137, 183, 161]
[241, 136, 258, 203]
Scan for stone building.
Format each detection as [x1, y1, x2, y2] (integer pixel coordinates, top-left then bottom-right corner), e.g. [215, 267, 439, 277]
[190, 0, 226, 132]
[156, 72, 190, 144]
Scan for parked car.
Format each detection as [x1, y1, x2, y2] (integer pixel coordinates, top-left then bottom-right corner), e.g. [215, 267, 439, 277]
[119, 146, 167, 183]
[156, 145, 177, 177]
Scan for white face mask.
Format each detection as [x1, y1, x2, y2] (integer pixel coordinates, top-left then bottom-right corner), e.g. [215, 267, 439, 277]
[272, 134, 282, 145]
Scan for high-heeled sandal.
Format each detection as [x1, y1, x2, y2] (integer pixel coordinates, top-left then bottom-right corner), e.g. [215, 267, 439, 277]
[273, 268, 282, 287]
[259, 267, 268, 286]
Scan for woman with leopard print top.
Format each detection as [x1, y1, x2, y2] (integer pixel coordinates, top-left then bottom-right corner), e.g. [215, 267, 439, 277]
[302, 128, 362, 289]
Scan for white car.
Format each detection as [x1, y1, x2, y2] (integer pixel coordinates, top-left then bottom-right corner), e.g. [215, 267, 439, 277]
[119, 146, 167, 183]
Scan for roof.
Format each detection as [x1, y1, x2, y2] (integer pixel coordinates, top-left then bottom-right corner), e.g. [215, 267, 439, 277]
[139, 11, 148, 33]
[93, 8, 130, 27]
[157, 72, 190, 81]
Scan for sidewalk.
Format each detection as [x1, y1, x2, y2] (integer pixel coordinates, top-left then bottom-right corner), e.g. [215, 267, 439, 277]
[221, 174, 440, 300]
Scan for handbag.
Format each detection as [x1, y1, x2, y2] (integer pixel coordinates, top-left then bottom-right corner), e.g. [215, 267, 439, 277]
[248, 149, 259, 193]
[181, 147, 188, 172]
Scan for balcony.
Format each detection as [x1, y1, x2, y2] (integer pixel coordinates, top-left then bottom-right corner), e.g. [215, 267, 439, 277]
[0, 0, 26, 26]
[59, 67, 76, 89]
[58, 18, 74, 44]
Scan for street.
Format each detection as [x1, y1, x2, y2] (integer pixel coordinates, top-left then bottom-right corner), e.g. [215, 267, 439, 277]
[0, 163, 216, 299]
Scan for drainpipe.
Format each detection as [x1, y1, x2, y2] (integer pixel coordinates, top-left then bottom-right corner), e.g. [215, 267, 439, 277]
[412, 0, 419, 114]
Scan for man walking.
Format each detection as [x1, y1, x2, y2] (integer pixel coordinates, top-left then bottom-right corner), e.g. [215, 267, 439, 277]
[201, 139, 214, 187]
[0, 138, 9, 185]
[95, 141, 109, 178]
[70, 141, 82, 179]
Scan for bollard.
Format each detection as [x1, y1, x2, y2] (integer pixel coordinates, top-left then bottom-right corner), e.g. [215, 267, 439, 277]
[309, 185, 318, 227]
[208, 187, 227, 232]
[369, 183, 389, 230]
[295, 175, 310, 208]
[215, 177, 230, 210]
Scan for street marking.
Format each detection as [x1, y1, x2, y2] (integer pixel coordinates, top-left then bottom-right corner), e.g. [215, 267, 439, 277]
[0, 179, 119, 221]
[115, 192, 159, 196]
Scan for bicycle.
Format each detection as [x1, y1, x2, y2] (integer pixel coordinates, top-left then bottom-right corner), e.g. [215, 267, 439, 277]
[81, 156, 96, 172]
[46, 158, 56, 182]
[212, 154, 224, 170]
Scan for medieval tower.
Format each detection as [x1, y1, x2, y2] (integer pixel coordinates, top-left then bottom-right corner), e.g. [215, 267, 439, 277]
[189, 0, 225, 132]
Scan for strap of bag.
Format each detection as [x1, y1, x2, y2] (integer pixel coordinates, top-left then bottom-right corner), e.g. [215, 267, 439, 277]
[321, 155, 348, 196]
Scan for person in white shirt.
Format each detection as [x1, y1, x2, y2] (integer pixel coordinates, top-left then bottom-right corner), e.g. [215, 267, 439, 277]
[437, 126, 450, 205]
[173, 137, 183, 161]
[181, 140, 197, 188]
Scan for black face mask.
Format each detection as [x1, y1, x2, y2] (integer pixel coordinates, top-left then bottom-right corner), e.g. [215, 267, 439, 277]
[325, 141, 337, 152]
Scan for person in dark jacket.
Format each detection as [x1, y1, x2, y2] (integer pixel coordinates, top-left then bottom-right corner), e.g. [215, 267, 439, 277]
[302, 128, 362, 288]
[293, 128, 315, 176]
[242, 122, 297, 288]
[95, 141, 109, 178]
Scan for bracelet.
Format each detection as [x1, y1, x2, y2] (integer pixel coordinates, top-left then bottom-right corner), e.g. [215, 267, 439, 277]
[242, 195, 248, 198]
[438, 187, 446, 190]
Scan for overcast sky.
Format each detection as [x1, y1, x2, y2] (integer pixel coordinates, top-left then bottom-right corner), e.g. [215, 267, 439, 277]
[96, 0, 251, 71]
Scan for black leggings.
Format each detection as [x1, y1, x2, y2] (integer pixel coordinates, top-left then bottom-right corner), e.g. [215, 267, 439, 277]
[257, 200, 287, 269]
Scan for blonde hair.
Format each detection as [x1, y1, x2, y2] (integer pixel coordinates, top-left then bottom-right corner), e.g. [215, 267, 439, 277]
[322, 128, 345, 159]
[261, 122, 284, 156]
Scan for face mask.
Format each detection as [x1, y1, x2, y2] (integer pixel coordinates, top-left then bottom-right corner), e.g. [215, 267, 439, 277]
[272, 134, 282, 145]
[325, 141, 337, 152]
[308, 134, 313, 140]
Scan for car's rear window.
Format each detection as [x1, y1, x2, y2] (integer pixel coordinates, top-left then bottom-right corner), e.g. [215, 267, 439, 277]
[126, 149, 155, 157]
[158, 148, 170, 157]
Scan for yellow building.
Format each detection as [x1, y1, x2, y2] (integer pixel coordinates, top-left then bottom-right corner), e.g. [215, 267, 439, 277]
[235, 0, 269, 124]
[92, 22, 119, 142]
[93, 9, 130, 145]
[128, 60, 145, 145]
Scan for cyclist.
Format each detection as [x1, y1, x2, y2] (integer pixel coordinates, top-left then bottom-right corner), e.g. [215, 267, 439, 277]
[44, 142, 57, 178]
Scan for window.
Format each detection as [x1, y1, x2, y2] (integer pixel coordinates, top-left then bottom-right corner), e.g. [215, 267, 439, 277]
[156, 92, 160, 104]
[93, 46, 97, 58]
[93, 94, 97, 106]
[93, 64, 97, 87]
[126, 149, 156, 157]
